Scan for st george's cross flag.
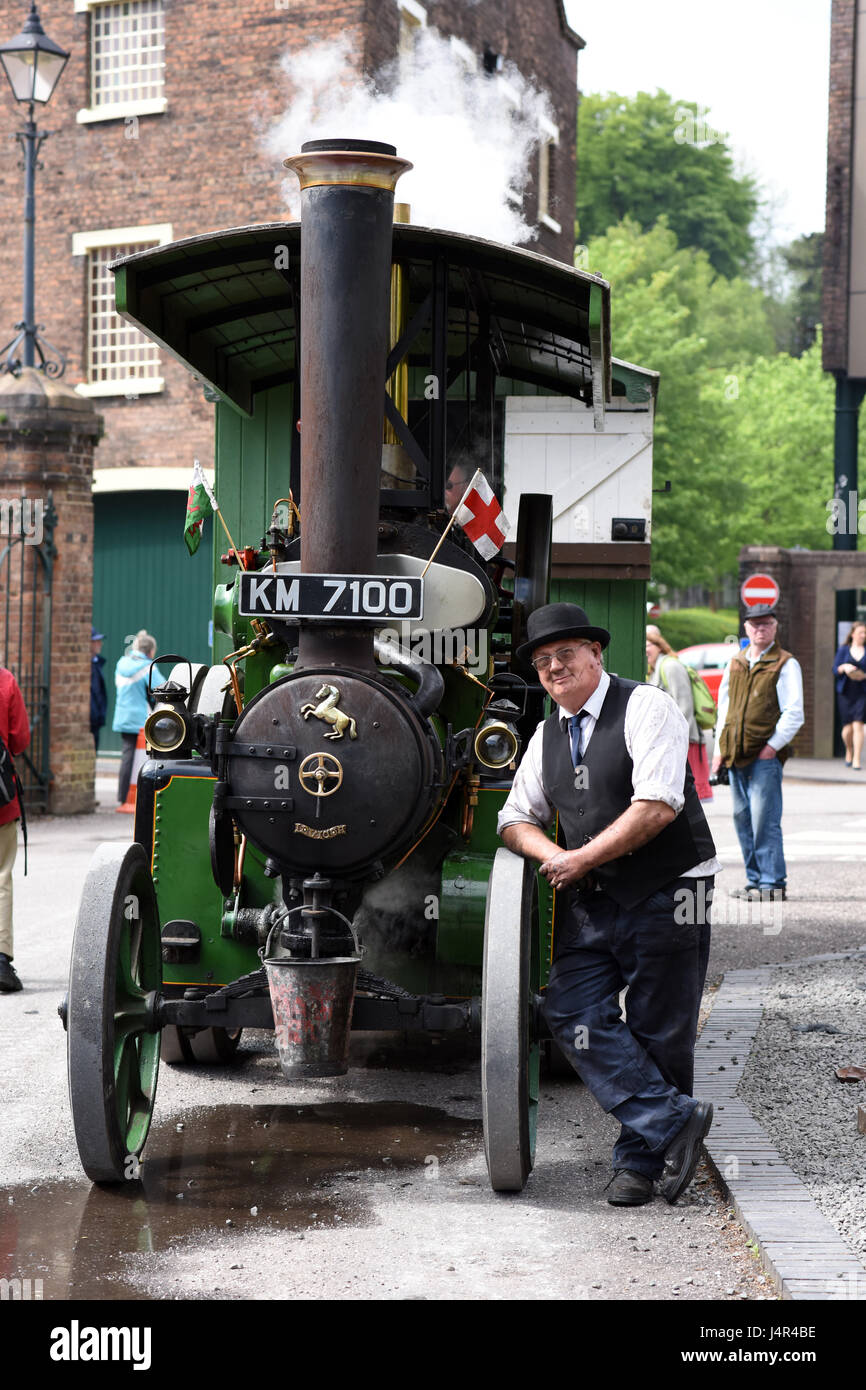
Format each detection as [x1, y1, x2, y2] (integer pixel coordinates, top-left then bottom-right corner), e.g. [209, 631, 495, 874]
[184, 459, 218, 555]
[452, 469, 511, 560]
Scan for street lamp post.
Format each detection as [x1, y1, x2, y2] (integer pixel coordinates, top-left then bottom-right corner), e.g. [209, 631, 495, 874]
[0, 3, 69, 377]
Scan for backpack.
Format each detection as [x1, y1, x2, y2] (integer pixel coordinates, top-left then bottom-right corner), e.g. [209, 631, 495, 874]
[659, 657, 717, 731]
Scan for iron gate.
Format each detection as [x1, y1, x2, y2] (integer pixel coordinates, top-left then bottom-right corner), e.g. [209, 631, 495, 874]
[0, 493, 56, 810]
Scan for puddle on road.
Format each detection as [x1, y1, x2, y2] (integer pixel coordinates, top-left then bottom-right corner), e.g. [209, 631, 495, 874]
[1, 1101, 478, 1300]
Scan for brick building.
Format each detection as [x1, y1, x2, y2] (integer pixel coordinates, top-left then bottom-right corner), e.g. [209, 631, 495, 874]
[0, 0, 582, 759]
[823, 0, 857, 374]
[0, 0, 582, 481]
[821, 0, 865, 648]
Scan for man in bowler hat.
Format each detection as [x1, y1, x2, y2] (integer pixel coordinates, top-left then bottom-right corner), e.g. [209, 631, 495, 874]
[498, 603, 719, 1205]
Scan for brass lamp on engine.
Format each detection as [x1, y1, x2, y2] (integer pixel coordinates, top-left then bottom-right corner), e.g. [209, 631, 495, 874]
[474, 718, 520, 771]
[143, 657, 196, 757]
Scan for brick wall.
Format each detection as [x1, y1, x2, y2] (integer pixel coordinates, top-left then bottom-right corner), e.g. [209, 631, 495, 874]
[0, 0, 370, 474]
[0, 0, 578, 480]
[0, 371, 102, 814]
[823, 0, 856, 373]
[364, 0, 580, 265]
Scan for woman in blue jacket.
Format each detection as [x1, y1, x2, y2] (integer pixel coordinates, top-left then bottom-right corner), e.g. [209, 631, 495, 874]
[112, 630, 164, 802]
[833, 621, 866, 769]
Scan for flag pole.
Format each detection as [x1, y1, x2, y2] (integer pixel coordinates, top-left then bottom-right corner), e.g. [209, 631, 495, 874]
[421, 469, 481, 578]
[197, 461, 248, 571]
[213, 508, 247, 572]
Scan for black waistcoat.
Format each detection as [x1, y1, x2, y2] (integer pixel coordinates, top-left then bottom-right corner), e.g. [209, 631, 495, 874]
[541, 675, 716, 910]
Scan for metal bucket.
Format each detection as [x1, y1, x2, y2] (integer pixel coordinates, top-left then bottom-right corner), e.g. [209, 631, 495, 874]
[262, 915, 362, 1078]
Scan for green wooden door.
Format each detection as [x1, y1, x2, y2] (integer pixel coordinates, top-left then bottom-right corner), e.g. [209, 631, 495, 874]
[93, 491, 214, 752]
[550, 578, 647, 683]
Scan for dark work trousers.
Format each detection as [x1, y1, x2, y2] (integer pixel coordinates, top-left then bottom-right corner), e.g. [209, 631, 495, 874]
[117, 731, 140, 803]
[543, 876, 713, 1179]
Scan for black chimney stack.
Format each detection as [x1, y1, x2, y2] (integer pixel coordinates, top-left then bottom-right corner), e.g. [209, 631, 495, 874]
[284, 138, 412, 669]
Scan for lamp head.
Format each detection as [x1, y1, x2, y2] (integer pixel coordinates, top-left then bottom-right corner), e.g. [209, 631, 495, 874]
[0, 4, 69, 106]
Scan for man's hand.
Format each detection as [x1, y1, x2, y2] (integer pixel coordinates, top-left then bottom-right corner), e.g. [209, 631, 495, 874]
[503, 800, 676, 884]
[711, 753, 722, 775]
[757, 744, 777, 761]
[540, 849, 590, 891]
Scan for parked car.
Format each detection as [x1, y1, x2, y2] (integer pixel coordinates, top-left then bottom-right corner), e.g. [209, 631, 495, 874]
[677, 640, 740, 705]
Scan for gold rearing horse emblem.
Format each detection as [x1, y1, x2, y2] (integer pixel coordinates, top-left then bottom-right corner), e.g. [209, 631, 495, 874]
[300, 684, 358, 740]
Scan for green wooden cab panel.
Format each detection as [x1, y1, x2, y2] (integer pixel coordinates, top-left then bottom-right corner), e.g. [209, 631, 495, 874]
[551, 577, 647, 683]
[213, 385, 295, 661]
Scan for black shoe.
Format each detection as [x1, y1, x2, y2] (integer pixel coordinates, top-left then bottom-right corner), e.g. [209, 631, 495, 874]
[730, 885, 761, 899]
[605, 1169, 654, 1206]
[0, 954, 22, 993]
[658, 1101, 713, 1204]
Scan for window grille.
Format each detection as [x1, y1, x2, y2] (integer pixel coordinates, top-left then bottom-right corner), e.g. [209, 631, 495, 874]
[87, 242, 160, 387]
[90, 0, 165, 107]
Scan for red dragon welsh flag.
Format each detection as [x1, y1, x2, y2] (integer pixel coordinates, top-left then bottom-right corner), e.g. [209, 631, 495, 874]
[453, 469, 511, 560]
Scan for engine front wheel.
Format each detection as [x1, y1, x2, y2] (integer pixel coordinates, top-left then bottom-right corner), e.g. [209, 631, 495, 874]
[67, 843, 162, 1183]
[481, 847, 540, 1192]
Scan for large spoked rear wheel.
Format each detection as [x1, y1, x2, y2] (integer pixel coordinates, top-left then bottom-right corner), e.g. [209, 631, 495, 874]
[482, 847, 540, 1192]
[67, 842, 162, 1183]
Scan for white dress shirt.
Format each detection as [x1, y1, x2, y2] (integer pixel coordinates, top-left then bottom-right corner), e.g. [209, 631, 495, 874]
[497, 669, 721, 877]
[715, 642, 804, 752]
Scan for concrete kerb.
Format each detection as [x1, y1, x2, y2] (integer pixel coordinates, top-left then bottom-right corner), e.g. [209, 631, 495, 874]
[696, 954, 866, 1301]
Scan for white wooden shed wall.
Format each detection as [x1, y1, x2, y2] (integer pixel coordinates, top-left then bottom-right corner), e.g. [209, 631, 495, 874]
[502, 395, 654, 546]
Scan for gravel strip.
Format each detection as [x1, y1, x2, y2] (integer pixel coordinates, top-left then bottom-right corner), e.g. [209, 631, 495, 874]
[736, 951, 866, 1269]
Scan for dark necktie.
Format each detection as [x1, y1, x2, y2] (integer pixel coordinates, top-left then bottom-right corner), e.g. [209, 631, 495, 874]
[568, 710, 588, 768]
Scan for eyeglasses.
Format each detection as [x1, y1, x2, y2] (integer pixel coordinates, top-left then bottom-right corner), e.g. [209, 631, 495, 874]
[530, 644, 590, 673]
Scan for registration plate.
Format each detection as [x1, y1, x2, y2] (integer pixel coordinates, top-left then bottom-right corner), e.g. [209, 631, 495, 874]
[238, 572, 424, 621]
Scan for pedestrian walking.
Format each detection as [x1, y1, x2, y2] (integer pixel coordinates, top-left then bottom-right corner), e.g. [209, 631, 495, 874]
[90, 627, 107, 751]
[833, 620, 866, 769]
[646, 626, 713, 800]
[711, 604, 804, 901]
[0, 667, 30, 994]
[112, 631, 163, 805]
[498, 603, 719, 1207]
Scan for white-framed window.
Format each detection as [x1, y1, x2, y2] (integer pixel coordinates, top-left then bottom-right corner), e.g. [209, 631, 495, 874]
[75, 0, 167, 125]
[538, 117, 562, 235]
[71, 224, 172, 397]
[398, 0, 427, 62]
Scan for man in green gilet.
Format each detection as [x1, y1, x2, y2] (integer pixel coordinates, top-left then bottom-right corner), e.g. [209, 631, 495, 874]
[711, 604, 803, 900]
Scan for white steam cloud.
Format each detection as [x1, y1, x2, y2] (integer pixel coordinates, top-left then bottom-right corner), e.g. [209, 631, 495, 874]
[265, 31, 555, 246]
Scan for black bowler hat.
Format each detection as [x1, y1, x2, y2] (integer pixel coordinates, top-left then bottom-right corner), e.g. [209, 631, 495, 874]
[517, 602, 611, 663]
[744, 603, 778, 620]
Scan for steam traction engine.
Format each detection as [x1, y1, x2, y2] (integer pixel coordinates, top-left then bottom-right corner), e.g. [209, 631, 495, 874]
[64, 139, 617, 1193]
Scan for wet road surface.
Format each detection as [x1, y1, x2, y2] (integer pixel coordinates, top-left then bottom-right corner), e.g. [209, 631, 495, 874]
[4, 1100, 476, 1300]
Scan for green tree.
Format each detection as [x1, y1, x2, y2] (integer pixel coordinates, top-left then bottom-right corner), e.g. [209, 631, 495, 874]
[577, 91, 760, 280]
[713, 336, 836, 551]
[583, 219, 775, 588]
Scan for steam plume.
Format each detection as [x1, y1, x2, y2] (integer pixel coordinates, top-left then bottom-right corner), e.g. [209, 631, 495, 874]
[266, 31, 556, 245]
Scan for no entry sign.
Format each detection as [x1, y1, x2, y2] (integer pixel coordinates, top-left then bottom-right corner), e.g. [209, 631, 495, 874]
[741, 573, 780, 608]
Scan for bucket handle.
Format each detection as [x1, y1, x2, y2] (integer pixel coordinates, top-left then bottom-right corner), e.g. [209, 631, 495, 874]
[260, 905, 363, 963]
